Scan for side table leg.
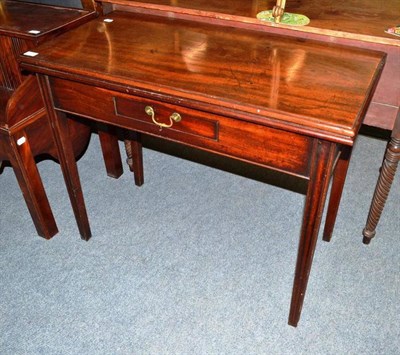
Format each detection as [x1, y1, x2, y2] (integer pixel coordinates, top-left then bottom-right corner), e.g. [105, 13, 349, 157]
[288, 140, 335, 326]
[38, 75, 91, 240]
[98, 130, 123, 179]
[362, 136, 400, 244]
[322, 146, 352, 242]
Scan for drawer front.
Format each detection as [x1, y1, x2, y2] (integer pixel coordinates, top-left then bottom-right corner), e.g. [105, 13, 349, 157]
[114, 96, 219, 141]
[51, 78, 313, 177]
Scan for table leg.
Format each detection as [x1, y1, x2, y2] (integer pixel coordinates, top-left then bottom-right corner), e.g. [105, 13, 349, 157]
[98, 130, 123, 179]
[38, 75, 91, 241]
[124, 132, 144, 186]
[362, 136, 400, 244]
[322, 146, 352, 242]
[288, 140, 335, 327]
[9, 130, 58, 239]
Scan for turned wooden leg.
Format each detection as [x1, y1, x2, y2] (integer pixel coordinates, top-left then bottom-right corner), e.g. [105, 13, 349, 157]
[124, 132, 144, 186]
[288, 140, 335, 327]
[124, 139, 134, 172]
[98, 130, 123, 179]
[322, 146, 352, 242]
[362, 136, 400, 244]
[38, 75, 91, 240]
[9, 130, 58, 239]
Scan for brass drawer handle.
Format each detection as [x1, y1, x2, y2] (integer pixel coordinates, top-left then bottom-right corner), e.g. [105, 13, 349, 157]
[145, 105, 182, 129]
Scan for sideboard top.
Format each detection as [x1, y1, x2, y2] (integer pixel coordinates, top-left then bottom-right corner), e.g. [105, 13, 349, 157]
[101, 0, 400, 46]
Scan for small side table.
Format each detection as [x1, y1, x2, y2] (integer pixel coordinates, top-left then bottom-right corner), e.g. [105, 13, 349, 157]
[363, 109, 400, 244]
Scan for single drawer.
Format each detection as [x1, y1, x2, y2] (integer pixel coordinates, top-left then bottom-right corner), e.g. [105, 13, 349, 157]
[114, 96, 219, 141]
[51, 77, 313, 177]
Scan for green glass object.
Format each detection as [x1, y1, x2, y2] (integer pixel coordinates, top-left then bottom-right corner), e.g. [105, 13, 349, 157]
[257, 10, 310, 26]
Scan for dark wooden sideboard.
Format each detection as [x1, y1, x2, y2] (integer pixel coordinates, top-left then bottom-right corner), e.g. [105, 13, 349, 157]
[20, 9, 385, 326]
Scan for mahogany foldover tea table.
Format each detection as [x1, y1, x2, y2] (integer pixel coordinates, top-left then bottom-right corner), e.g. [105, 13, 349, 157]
[20, 12, 385, 326]
[105, 0, 400, 243]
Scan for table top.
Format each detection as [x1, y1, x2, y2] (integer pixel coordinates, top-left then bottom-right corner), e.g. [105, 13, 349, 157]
[19, 11, 385, 144]
[0, 0, 95, 40]
[104, 0, 400, 46]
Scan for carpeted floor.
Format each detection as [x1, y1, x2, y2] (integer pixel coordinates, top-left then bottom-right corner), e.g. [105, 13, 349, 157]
[0, 132, 399, 354]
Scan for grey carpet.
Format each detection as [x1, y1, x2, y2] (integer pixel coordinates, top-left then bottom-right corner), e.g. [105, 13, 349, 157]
[1, 133, 399, 354]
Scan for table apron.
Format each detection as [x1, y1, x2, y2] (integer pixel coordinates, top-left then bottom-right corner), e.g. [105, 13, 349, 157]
[50, 77, 313, 179]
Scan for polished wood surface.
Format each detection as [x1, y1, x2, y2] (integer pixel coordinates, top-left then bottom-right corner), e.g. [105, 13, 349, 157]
[20, 11, 384, 325]
[98, 0, 399, 132]
[103, 0, 400, 44]
[20, 12, 385, 143]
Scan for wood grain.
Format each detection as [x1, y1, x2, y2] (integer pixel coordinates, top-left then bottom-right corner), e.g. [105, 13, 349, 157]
[20, 12, 386, 144]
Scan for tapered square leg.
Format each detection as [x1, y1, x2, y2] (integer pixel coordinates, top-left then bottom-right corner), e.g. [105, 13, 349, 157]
[289, 140, 335, 326]
[98, 130, 123, 179]
[38, 74, 91, 240]
[322, 146, 352, 242]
